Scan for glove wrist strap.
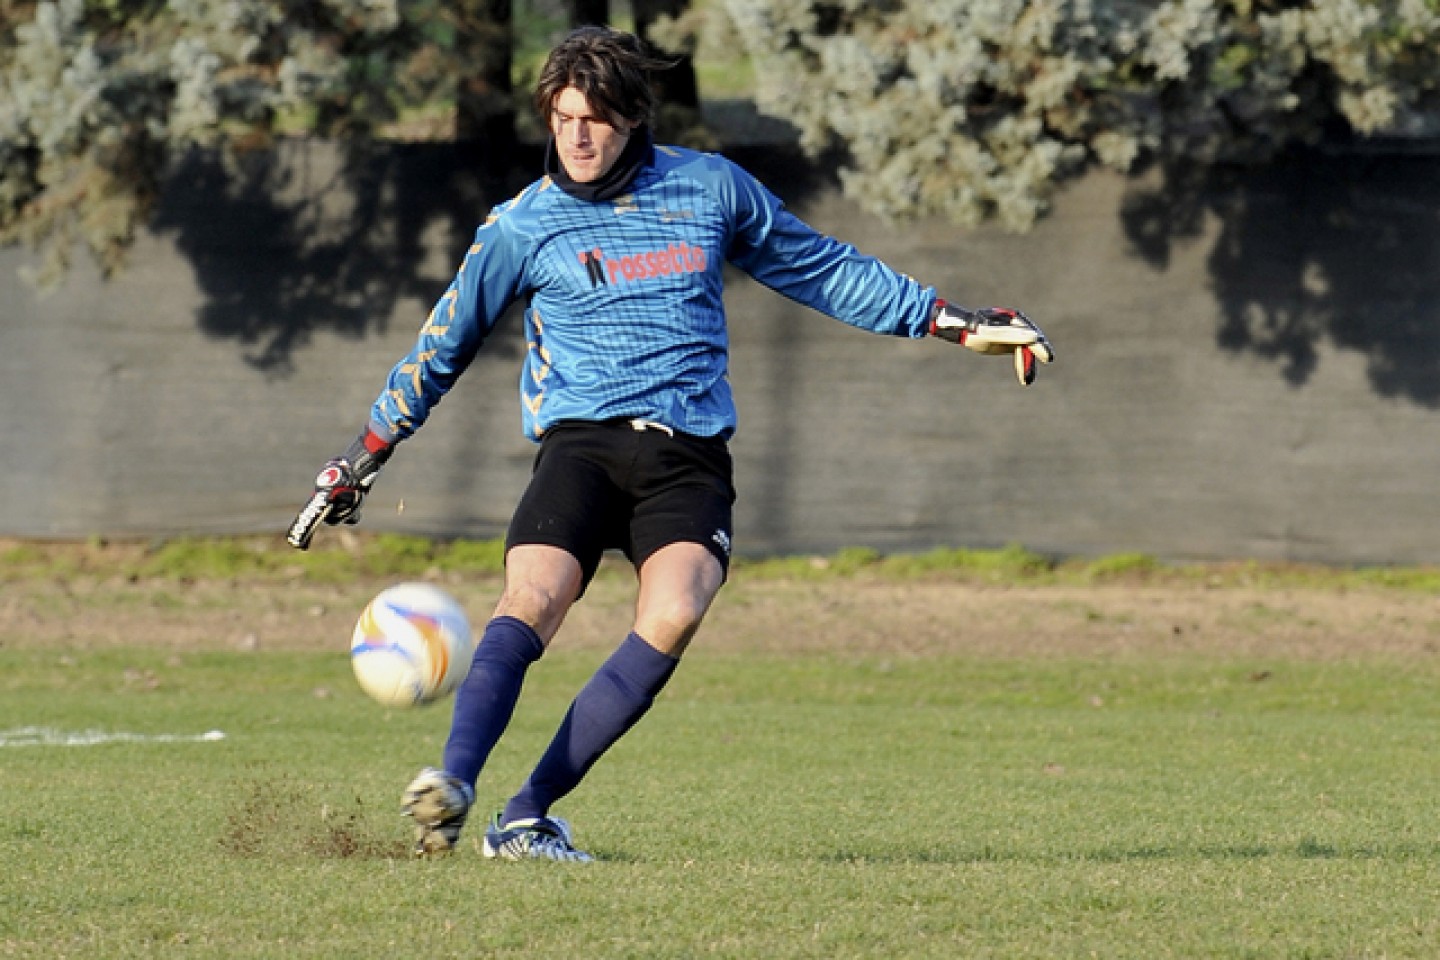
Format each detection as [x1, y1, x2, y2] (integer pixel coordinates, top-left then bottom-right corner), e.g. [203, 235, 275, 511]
[930, 299, 973, 346]
[928, 298, 947, 337]
[342, 429, 393, 478]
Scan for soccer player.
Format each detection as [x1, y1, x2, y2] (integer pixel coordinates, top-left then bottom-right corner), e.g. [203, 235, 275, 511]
[293, 26, 1053, 862]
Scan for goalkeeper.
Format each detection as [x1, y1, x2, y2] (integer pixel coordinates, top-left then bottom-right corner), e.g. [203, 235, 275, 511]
[291, 25, 1053, 862]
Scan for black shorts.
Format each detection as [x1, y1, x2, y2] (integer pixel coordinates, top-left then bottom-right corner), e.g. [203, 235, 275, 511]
[506, 419, 736, 591]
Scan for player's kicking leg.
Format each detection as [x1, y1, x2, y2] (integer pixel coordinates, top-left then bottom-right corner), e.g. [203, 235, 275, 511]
[485, 543, 723, 862]
[401, 546, 580, 857]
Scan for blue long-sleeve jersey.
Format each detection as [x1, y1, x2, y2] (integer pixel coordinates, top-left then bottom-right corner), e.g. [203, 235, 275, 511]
[368, 144, 938, 443]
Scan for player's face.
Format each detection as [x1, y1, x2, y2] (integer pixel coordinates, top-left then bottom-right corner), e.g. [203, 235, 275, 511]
[550, 86, 636, 184]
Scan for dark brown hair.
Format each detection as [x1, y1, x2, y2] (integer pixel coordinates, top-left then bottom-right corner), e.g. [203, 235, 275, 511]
[533, 26, 674, 129]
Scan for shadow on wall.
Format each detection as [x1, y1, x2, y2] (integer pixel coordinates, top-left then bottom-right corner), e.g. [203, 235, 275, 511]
[148, 140, 536, 374]
[148, 138, 837, 378]
[149, 134, 1440, 408]
[1121, 147, 1440, 408]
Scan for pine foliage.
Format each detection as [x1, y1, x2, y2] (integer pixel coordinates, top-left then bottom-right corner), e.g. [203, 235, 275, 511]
[0, 0, 483, 287]
[4, 1, 1438, 285]
[712, 0, 1440, 230]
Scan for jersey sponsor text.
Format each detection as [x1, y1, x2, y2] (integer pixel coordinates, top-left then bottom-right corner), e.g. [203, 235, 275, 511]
[578, 242, 708, 288]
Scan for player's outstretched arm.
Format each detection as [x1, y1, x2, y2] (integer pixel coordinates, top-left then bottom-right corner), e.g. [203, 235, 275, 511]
[929, 300, 1055, 386]
[286, 429, 394, 550]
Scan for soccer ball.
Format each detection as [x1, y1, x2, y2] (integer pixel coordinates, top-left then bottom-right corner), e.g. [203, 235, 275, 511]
[350, 583, 474, 708]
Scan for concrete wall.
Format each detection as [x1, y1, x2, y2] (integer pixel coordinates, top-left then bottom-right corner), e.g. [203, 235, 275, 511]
[3, 140, 1439, 565]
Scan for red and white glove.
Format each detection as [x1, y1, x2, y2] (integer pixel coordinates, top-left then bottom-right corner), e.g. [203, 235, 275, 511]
[286, 429, 393, 550]
[930, 301, 1055, 386]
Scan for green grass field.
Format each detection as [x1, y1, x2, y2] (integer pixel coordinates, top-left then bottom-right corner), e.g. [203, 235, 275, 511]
[3, 627, 1438, 958]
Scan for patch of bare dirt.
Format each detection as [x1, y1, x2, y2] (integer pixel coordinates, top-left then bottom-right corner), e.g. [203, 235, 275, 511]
[220, 777, 408, 861]
[4, 564, 1439, 662]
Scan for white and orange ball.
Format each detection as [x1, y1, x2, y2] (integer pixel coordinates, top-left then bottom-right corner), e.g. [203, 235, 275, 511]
[350, 583, 474, 708]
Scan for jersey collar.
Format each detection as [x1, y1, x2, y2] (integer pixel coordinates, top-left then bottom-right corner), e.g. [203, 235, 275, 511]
[545, 126, 654, 203]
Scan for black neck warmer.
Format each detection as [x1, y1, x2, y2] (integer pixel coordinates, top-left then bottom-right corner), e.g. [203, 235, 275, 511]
[545, 125, 653, 202]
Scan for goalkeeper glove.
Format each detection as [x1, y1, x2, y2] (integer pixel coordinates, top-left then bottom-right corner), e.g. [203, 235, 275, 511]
[930, 301, 1055, 386]
[287, 429, 393, 549]
[318, 430, 392, 525]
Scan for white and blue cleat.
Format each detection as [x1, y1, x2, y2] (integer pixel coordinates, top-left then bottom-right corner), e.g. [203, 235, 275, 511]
[482, 813, 594, 862]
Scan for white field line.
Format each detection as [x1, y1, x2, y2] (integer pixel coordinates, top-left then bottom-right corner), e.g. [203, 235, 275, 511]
[0, 726, 226, 747]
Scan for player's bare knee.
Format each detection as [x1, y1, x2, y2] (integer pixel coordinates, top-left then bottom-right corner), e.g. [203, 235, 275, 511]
[496, 578, 565, 614]
[494, 580, 575, 641]
[634, 601, 708, 654]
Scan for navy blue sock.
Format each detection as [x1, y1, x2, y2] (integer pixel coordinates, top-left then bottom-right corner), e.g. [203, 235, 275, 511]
[441, 616, 545, 788]
[503, 632, 679, 823]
